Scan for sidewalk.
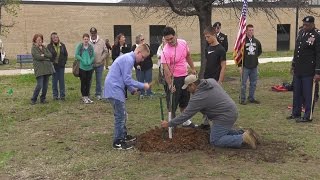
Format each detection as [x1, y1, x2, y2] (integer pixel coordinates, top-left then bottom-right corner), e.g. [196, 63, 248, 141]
[0, 57, 292, 76]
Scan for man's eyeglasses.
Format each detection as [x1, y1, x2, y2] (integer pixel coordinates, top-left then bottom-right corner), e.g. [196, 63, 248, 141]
[141, 39, 145, 41]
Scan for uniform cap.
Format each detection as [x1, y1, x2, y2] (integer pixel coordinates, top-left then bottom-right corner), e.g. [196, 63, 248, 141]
[213, 22, 221, 27]
[182, 75, 198, 89]
[90, 27, 97, 33]
[302, 16, 315, 23]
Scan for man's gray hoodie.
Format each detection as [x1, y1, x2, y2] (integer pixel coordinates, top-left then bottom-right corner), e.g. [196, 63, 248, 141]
[168, 79, 238, 128]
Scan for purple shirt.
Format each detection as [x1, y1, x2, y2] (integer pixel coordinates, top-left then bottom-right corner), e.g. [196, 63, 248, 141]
[103, 52, 144, 102]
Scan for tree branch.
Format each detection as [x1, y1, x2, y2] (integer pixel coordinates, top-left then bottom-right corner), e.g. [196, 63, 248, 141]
[165, 0, 199, 16]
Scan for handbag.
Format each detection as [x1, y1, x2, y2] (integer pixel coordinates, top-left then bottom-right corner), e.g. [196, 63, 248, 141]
[72, 60, 80, 77]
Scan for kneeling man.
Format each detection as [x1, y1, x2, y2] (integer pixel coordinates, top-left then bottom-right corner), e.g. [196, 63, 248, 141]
[161, 75, 259, 149]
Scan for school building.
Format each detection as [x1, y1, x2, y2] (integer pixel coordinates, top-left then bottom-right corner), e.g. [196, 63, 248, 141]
[2, 1, 320, 59]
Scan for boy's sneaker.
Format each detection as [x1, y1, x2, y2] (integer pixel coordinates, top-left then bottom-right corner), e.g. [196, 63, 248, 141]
[96, 95, 102, 100]
[113, 141, 133, 150]
[125, 135, 137, 142]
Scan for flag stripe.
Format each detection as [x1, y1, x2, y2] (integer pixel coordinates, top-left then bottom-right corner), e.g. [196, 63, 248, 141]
[233, 0, 248, 65]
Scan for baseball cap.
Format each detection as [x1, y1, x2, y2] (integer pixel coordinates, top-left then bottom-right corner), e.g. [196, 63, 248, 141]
[182, 75, 198, 89]
[90, 27, 97, 33]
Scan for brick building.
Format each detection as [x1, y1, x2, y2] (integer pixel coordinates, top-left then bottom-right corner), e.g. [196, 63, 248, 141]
[2, 1, 320, 58]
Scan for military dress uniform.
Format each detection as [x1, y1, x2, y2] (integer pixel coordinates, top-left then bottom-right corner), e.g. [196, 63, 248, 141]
[217, 32, 228, 52]
[290, 16, 320, 122]
[213, 22, 229, 52]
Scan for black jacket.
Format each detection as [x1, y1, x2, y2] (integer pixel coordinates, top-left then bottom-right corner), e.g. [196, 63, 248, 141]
[131, 44, 153, 71]
[111, 44, 131, 61]
[47, 42, 68, 67]
[217, 32, 228, 52]
[238, 36, 262, 69]
[292, 29, 320, 76]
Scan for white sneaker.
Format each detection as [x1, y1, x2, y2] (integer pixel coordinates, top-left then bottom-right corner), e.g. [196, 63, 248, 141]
[96, 95, 102, 100]
[82, 97, 89, 104]
[87, 97, 94, 104]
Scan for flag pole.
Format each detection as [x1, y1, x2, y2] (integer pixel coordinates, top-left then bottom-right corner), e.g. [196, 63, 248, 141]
[233, 0, 248, 104]
[239, 53, 244, 104]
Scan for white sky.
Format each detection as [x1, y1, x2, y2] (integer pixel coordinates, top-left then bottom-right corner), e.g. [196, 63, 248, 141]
[23, 0, 123, 3]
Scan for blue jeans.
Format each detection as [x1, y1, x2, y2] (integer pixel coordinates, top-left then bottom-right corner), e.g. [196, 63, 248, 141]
[136, 68, 153, 95]
[93, 65, 104, 96]
[210, 124, 243, 148]
[241, 67, 258, 102]
[107, 98, 127, 143]
[31, 75, 50, 102]
[52, 66, 65, 98]
[292, 75, 314, 119]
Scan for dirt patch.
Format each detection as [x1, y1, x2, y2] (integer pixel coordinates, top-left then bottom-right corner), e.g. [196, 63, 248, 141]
[136, 127, 295, 163]
[136, 126, 211, 153]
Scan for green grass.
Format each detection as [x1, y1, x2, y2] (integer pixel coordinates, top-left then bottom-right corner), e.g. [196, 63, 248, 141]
[0, 152, 14, 168]
[0, 62, 320, 179]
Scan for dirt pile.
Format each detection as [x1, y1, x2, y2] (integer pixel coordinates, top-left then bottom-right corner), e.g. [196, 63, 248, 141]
[135, 126, 296, 163]
[135, 126, 211, 153]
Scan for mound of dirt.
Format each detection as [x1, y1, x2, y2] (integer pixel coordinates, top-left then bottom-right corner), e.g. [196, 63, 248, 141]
[135, 126, 211, 153]
[135, 126, 296, 163]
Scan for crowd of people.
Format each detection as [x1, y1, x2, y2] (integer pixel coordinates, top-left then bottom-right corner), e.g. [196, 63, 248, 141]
[29, 15, 320, 150]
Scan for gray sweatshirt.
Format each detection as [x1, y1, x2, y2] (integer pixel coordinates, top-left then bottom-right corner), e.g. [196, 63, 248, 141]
[168, 79, 238, 128]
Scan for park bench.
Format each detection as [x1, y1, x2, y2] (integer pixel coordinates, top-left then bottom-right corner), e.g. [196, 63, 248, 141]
[16, 54, 33, 69]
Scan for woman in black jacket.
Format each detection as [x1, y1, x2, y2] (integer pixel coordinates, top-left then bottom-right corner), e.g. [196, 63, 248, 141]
[47, 32, 68, 101]
[112, 33, 130, 62]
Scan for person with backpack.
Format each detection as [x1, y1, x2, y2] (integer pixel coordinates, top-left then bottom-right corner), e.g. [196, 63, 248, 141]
[75, 33, 95, 104]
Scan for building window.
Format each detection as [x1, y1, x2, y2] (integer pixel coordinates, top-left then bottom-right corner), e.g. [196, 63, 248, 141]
[149, 25, 166, 54]
[277, 24, 290, 51]
[114, 25, 132, 47]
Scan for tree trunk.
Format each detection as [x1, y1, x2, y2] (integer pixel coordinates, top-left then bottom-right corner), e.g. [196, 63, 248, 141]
[0, 5, 2, 35]
[197, 6, 212, 79]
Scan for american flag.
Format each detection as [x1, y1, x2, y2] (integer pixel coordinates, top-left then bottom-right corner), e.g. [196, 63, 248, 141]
[233, 0, 248, 65]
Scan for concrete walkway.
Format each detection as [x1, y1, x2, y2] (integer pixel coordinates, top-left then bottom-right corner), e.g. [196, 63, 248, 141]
[0, 57, 292, 76]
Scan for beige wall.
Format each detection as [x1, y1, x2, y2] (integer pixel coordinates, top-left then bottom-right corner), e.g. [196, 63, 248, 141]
[2, 4, 320, 59]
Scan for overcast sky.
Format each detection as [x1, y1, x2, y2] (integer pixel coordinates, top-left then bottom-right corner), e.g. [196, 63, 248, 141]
[23, 0, 123, 3]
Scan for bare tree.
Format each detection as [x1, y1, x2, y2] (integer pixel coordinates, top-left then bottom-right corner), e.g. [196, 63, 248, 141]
[0, 0, 20, 36]
[127, 0, 317, 78]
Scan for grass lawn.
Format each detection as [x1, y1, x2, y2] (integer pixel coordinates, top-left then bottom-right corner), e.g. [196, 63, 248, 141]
[1, 62, 320, 179]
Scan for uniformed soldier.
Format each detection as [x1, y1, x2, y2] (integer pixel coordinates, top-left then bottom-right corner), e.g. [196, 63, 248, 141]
[287, 16, 320, 123]
[213, 22, 228, 52]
